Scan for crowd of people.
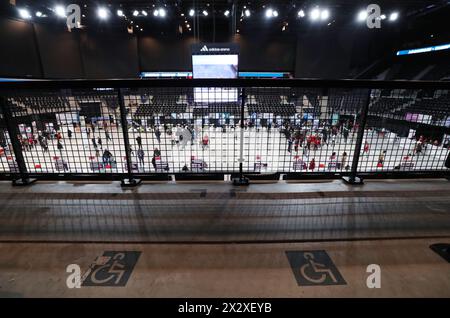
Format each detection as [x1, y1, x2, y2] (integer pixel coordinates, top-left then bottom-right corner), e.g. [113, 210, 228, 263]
[14, 120, 119, 170]
[282, 120, 357, 171]
[132, 123, 211, 172]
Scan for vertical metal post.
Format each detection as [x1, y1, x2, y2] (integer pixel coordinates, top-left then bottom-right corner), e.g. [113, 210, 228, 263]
[233, 87, 249, 185]
[231, 1, 237, 35]
[0, 96, 36, 185]
[118, 88, 141, 187]
[342, 89, 371, 184]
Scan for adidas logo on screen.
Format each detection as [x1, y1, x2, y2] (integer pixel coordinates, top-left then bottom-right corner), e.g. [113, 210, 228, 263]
[200, 45, 209, 52]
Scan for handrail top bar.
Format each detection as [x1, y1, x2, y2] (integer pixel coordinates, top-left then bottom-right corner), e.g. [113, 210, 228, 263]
[0, 78, 449, 90]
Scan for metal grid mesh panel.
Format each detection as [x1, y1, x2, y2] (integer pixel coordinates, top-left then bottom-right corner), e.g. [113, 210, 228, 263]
[0, 112, 13, 173]
[242, 87, 368, 174]
[361, 88, 450, 172]
[0, 81, 448, 180]
[124, 86, 240, 173]
[2, 88, 127, 174]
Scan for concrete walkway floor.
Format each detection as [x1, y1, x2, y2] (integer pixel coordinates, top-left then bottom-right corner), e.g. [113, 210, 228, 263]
[0, 238, 449, 297]
[0, 179, 449, 297]
[0, 179, 449, 243]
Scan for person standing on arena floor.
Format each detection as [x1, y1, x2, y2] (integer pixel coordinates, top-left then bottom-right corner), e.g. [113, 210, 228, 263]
[306, 134, 312, 151]
[332, 126, 338, 137]
[171, 132, 177, 146]
[309, 158, 316, 171]
[322, 127, 328, 145]
[91, 137, 97, 149]
[294, 137, 300, 153]
[38, 136, 44, 149]
[18, 136, 23, 151]
[57, 140, 64, 156]
[137, 148, 145, 167]
[105, 129, 111, 142]
[287, 137, 293, 153]
[343, 126, 349, 143]
[202, 135, 209, 150]
[102, 149, 113, 166]
[186, 126, 194, 145]
[155, 128, 161, 144]
[331, 134, 336, 146]
[299, 131, 305, 147]
[178, 130, 185, 148]
[330, 152, 337, 161]
[191, 126, 196, 145]
[22, 138, 30, 151]
[6, 142, 13, 156]
[97, 137, 103, 149]
[67, 129, 72, 139]
[303, 144, 309, 157]
[341, 152, 348, 170]
[314, 136, 320, 150]
[363, 141, 370, 155]
[284, 127, 291, 141]
[151, 148, 161, 171]
[378, 150, 386, 165]
[414, 141, 423, 155]
[136, 136, 142, 149]
[42, 139, 49, 152]
[28, 136, 35, 149]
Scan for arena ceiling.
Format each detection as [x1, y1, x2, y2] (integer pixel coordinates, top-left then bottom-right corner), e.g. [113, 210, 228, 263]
[3, 0, 449, 41]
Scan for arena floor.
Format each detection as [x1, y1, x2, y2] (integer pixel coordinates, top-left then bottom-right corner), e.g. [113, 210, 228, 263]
[1, 125, 448, 174]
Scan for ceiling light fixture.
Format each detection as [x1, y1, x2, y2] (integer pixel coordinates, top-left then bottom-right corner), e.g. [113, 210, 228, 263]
[18, 8, 32, 19]
[54, 5, 66, 18]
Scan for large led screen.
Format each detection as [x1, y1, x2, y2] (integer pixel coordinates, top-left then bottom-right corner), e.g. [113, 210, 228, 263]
[192, 54, 238, 103]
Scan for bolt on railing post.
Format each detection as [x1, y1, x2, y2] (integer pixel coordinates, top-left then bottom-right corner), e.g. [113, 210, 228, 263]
[233, 87, 249, 185]
[343, 89, 371, 185]
[0, 96, 36, 185]
[118, 88, 141, 187]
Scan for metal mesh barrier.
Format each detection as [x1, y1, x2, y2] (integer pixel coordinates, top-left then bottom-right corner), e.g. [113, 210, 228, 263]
[1, 88, 127, 175]
[362, 88, 450, 172]
[242, 87, 368, 174]
[0, 111, 14, 174]
[0, 80, 448, 182]
[123, 87, 240, 174]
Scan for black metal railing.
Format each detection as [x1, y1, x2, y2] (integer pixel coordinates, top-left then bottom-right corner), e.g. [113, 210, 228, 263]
[0, 79, 449, 185]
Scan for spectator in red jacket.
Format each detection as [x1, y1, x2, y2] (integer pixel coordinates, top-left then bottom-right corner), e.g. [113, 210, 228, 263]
[363, 141, 370, 155]
[309, 158, 316, 171]
[202, 135, 209, 150]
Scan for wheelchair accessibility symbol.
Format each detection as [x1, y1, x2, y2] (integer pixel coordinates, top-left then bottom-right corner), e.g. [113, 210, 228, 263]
[286, 250, 346, 286]
[81, 251, 141, 287]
